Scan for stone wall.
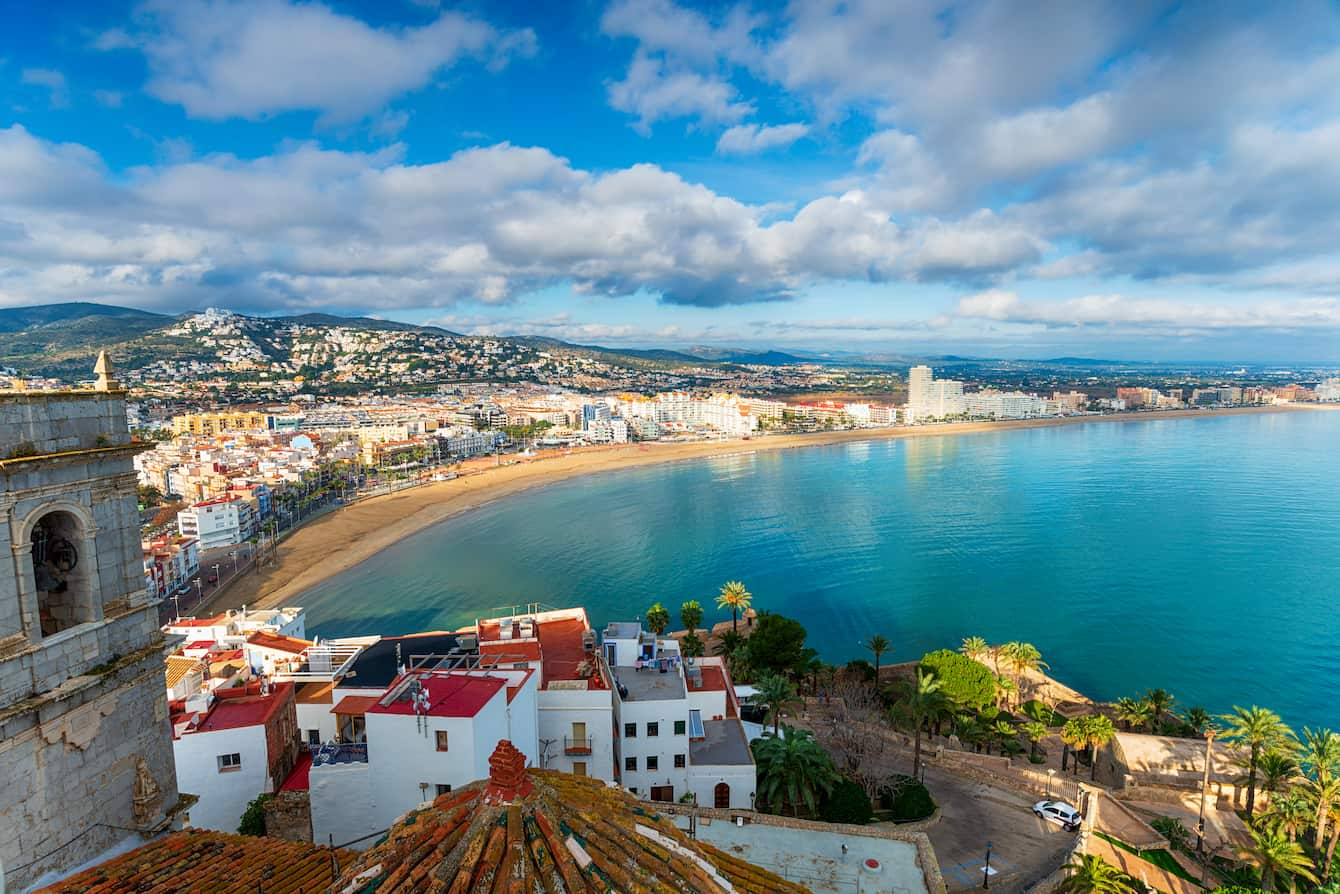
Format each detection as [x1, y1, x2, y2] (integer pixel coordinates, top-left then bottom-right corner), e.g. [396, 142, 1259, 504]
[0, 644, 182, 891]
[0, 391, 131, 459]
[264, 791, 314, 843]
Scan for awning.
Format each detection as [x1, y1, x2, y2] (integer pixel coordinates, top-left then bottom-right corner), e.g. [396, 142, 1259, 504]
[330, 695, 380, 715]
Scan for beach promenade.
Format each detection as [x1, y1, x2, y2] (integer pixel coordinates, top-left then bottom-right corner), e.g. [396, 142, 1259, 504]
[208, 404, 1333, 615]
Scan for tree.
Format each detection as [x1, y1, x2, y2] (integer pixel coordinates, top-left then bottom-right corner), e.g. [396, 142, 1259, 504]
[746, 612, 810, 679]
[136, 483, 163, 508]
[1081, 715, 1116, 780]
[864, 635, 891, 679]
[1255, 751, 1301, 794]
[680, 600, 703, 635]
[894, 669, 947, 775]
[1144, 688, 1176, 722]
[755, 672, 800, 737]
[1115, 697, 1153, 732]
[1061, 718, 1089, 775]
[237, 793, 273, 836]
[1220, 706, 1295, 819]
[1262, 788, 1313, 842]
[1002, 642, 1048, 701]
[1184, 706, 1212, 734]
[714, 630, 745, 658]
[716, 580, 752, 635]
[645, 603, 670, 635]
[819, 776, 874, 825]
[991, 719, 1018, 756]
[1056, 854, 1139, 894]
[960, 636, 990, 663]
[918, 650, 996, 712]
[752, 727, 840, 817]
[679, 632, 704, 657]
[1243, 826, 1317, 893]
[1023, 721, 1050, 760]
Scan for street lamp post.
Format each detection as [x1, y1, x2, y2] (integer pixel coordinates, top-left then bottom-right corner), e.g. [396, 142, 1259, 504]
[212, 563, 220, 587]
[982, 841, 993, 889]
[172, 592, 181, 623]
[1047, 768, 1056, 800]
[1196, 728, 1216, 853]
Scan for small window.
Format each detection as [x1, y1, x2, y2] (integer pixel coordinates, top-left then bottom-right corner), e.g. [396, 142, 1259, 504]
[217, 753, 242, 772]
[435, 730, 449, 752]
[436, 784, 452, 796]
[624, 722, 637, 738]
[625, 756, 637, 772]
[629, 787, 638, 795]
[673, 719, 686, 735]
[674, 753, 686, 768]
[646, 755, 659, 771]
[646, 722, 659, 737]
[306, 729, 321, 746]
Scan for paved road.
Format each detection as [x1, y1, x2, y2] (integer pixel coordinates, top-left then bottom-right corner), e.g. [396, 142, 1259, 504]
[921, 765, 1076, 893]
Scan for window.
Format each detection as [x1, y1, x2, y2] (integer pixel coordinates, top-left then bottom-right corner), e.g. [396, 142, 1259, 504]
[674, 719, 686, 735]
[306, 729, 321, 746]
[646, 755, 659, 771]
[624, 722, 637, 738]
[217, 753, 242, 772]
[625, 756, 637, 772]
[646, 722, 659, 737]
[436, 784, 452, 796]
[572, 761, 587, 777]
[629, 787, 638, 795]
[435, 730, 449, 752]
[674, 754, 686, 768]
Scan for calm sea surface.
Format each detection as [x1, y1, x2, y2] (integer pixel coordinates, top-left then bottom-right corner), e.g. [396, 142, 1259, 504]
[300, 410, 1340, 728]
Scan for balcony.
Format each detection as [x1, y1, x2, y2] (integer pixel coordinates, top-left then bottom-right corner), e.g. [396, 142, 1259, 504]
[311, 742, 368, 766]
[563, 736, 594, 755]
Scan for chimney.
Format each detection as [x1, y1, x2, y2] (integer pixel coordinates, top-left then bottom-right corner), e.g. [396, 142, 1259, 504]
[483, 740, 533, 805]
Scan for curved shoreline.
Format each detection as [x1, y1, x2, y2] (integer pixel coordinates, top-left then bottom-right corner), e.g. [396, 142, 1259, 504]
[208, 404, 1332, 615]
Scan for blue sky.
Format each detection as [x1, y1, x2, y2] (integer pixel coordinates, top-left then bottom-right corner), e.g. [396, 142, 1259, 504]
[3, 1, 1340, 361]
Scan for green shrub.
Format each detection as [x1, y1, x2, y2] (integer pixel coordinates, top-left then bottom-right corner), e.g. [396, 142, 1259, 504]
[877, 775, 936, 822]
[1020, 700, 1063, 726]
[819, 777, 874, 825]
[918, 650, 996, 711]
[237, 794, 274, 836]
[1212, 887, 1263, 894]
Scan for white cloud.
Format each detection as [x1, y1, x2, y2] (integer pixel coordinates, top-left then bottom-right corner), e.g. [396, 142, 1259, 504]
[0, 126, 1048, 313]
[21, 68, 68, 107]
[607, 53, 752, 134]
[103, 0, 534, 123]
[715, 122, 808, 155]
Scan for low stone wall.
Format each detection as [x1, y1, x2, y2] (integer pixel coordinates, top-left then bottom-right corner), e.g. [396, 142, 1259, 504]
[658, 803, 947, 894]
[263, 790, 313, 843]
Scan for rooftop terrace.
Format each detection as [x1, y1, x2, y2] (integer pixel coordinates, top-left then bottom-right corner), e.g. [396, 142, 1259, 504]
[690, 719, 754, 766]
[614, 665, 686, 701]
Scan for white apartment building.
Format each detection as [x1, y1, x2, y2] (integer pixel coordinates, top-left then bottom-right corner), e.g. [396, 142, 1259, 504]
[964, 390, 1050, 419]
[1316, 378, 1340, 401]
[905, 365, 966, 422]
[603, 623, 755, 809]
[585, 418, 629, 444]
[177, 495, 256, 550]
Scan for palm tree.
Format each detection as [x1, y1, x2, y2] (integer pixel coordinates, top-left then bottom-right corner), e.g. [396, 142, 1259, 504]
[1143, 688, 1176, 726]
[995, 675, 1017, 711]
[680, 600, 703, 637]
[1003, 642, 1048, 701]
[1184, 707, 1212, 734]
[716, 580, 752, 635]
[960, 636, 989, 663]
[864, 635, 890, 679]
[1115, 697, 1153, 732]
[1263, 788, 1314, 842]
[991, 719, 1017, 756]
[1243, 825, 1317, 893]
[1256, 751, 1302, 794]
[755, 672, 800, 737]
[714, 629, 745, 658]
[1056, 854, 1138, 894]
[1061, 718, 1087, 774]
[896, 669, 947, 775]
[645, 603, 670, 635]
[1220, 705, 1295, 818]
[1023, 721, 1050, 760]
[751, 726, 839, 817]
[1083, 715, 1116, 780]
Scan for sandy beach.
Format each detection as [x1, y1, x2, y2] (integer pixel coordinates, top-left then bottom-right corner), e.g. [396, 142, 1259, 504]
[211, 404, 1333, 614]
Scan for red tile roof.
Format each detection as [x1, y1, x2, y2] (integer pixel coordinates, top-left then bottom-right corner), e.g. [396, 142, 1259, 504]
[536, 616, 606, 689]
[246, 631, 312, 654]
[36, 828, 349, 894]
[332, 742, 808, 894]
[368, 673, 505, 718]
[194, 682, 292, 733]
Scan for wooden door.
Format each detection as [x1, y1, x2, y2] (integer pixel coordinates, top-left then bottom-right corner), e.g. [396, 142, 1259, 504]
[714, 782, 730, 808]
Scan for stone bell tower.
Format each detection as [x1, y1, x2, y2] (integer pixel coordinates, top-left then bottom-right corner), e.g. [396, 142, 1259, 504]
[0, 355, 182, 890]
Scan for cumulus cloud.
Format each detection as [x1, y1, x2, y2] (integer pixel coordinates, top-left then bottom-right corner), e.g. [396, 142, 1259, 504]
[21, 68, 68, 107]
[607, 53, 752, 134]
[100, 0, 535, 123]
[715, 122, 808, 155]
[0, 125, 1048, 312]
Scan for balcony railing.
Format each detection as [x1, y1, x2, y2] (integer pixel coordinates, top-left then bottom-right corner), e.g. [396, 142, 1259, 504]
[311, 742, 368, 766]
[564, 736, 594, 755]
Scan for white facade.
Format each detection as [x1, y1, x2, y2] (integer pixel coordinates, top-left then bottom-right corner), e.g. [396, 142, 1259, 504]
[905, 366, 966, 422]
[173, 723, 270, 832]
[964, 391, 1049, 419]
[177, 498, 246, 550]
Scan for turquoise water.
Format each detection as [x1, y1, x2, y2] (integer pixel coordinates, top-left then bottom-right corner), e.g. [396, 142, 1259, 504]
[300, 411, 1340, 728]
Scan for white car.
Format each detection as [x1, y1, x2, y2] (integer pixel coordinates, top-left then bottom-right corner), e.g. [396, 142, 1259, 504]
[1033, 800, 1080, 830]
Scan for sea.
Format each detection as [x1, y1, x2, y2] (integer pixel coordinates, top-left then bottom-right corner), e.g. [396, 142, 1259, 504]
[298, 409, 1340, 729]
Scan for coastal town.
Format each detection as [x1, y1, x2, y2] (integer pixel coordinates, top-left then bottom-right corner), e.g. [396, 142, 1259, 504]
[1, 359, 1338, 894]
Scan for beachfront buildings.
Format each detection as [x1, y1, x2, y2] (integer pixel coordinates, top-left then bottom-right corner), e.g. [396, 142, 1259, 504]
[176, 493, 259, 550]
[964, 390, 1050, 419]
[905, 365, 966, 422]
